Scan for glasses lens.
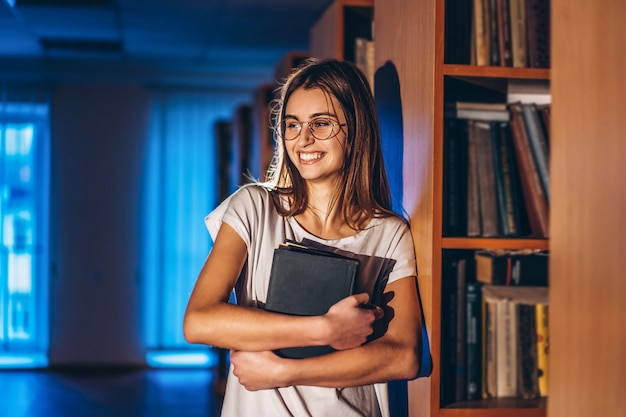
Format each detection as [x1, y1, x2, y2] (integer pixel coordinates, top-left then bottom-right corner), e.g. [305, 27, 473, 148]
[310, 118, 336, 140]
[283, 120, 300, 140]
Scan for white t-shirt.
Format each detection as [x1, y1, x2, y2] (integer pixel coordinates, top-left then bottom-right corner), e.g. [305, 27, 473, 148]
[205, 184, 417, 417]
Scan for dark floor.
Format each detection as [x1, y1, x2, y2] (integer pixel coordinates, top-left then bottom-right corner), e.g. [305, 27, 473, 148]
[0, 367, 224, 417]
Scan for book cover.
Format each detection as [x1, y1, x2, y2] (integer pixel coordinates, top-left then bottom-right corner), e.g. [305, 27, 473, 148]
[441, 253, 462, 405]
[467, 121, 482, 237]
[474, 0, 491, 66]
[475, 249, 549, 286]
[509, 102, 549, 237]
[495, 295, 518, 397]
[474, 122, 499, 237]
[509, 0, 528, 67]
[521, 103, 550, 203]
[496, 0, 514, 66]
[525, 0, 550, 68]
[517, 303, 540, 399]
[465, 281, 483, 400]
[455, 258, 468, 402]
[535, 303, 549, 396]
[265, 241, 359, 359]
[443, 118, 469, 236]
[491, 121, 523, 236]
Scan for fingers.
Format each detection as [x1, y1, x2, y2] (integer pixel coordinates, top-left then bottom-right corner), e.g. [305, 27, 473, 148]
[351, 292, 370, 305]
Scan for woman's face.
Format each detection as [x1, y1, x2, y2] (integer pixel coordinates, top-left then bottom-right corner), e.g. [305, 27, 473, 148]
[283, 87, 347, 186]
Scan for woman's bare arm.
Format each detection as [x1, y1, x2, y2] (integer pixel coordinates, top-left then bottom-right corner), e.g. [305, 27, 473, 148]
[229, 275, 423, 390]
[183, 222, 383, 352]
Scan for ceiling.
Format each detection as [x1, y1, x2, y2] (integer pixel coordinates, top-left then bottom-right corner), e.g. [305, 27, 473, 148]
[0, 0, 332, 89]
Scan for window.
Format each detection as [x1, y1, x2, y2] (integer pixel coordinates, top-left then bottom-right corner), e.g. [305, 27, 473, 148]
[0, 90, 50, 368]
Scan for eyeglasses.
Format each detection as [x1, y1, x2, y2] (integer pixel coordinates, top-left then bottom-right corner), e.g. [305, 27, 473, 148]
[282, 117, 347, 141]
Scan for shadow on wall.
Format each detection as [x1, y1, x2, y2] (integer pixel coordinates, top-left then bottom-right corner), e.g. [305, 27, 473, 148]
[375, 61, 404, 217]
[374, 60, 408, 417]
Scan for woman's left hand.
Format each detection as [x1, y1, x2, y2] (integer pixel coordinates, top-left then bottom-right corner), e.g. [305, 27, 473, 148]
[230, 350, 287, 391]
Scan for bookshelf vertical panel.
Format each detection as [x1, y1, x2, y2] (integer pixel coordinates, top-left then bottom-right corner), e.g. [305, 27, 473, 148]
[549, 0, 626, 416]
[375, 0, 439, 415]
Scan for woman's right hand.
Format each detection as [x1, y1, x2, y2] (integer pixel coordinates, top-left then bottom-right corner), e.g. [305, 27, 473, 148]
[323, 293, 384, 351]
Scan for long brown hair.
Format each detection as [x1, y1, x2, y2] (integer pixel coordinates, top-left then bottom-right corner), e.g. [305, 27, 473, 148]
[265, 58, 397, 230]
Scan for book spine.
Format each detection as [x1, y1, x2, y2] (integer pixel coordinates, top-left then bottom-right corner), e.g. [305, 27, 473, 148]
[466, 281, 483, 400]
[483, 299, 498, 398]
[467, 121, 482, 236]
[474, 0, 491, 66]
[535, 303, 549, 396]
[517, 303, 540, 398]
[443, 119, 469, 236]
[496, 0, 514, 66]
[521, 103, 550, 203]
[475, 122, 499, 237]
[525, 0, 550, 68]
[508, 102, 549, 237]
[492, 121, 522, 237]
[489, 0, 500, 65]
[496, 298, 518, 397]
[455, 259, 468, 401]
[509, 0, 528, 67]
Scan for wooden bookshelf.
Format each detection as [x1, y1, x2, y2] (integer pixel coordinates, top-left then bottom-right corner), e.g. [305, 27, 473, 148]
[375, 0, 551, 416]
[310, 0, 374, 61]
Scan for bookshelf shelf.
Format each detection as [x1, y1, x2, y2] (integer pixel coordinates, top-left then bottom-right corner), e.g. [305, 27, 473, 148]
[443, 65, 550, 80]
[442, 237, 549, 250]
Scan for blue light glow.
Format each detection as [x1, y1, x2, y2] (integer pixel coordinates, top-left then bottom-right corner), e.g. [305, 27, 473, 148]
[0, 354, 48, 368]
[146, 350, 219, 368]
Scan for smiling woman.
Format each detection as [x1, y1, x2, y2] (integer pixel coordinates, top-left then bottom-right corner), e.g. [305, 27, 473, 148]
[183, 59, 423, 417]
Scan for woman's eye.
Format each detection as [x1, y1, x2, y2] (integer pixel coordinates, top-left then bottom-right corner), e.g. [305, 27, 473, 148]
[285, 121, 299, 129]
[314, 119, 332, 128]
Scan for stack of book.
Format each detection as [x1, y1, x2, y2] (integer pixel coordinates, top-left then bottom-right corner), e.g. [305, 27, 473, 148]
[443, 101, 550, 238]
[445, 0, 550, 68]
[441, 250, 549, 405]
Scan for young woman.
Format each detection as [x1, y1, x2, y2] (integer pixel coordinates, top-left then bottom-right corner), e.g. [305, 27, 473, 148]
[184, 59, 422, 417]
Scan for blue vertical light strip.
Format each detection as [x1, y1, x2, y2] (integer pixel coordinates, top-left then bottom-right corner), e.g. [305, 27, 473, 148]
[0, 89, 50, 368]
[142, 90, 255, 367]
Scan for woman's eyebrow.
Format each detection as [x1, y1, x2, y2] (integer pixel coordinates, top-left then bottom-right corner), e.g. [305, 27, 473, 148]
[284, 112, 338, 120]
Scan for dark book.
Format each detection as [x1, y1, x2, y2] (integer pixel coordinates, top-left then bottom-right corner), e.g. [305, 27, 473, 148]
[491, 121, 523, 236]
[474, 0, 491, 66]
[509, 0, 528, 67]
[522, 103, 550, 203]
[525, 0, 550, 68]
[455, 258, 468, 402]
[509, 102, 549, 237]
[441, 253, 461, 405]
[445, 0, 473, 64]
[517, 303, 540, 399]
[474, 121, 499, 237]
[465, 281, 483, 400]
[475, 249, 549, 286]
[496, 0, 514, 66]
[488, 0, 500, 65]
[443, 118, 469, 236]
[467, 121, 481, 236]
[265, 241, 359, 359]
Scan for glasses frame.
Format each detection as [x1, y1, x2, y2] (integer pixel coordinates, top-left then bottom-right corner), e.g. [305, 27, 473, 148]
[282, 117, 347, 141]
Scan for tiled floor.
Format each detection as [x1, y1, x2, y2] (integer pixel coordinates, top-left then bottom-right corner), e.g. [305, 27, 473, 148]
[0, 367, 223, 417]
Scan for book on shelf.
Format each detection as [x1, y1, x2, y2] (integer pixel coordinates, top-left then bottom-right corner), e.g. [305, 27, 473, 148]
[473, 0, 491, 66]
[509, 0, 528, 67]
[355, 37, 375, 91]
[525, 0, 550, 68]
[466, 281, 484, 400]
[535, 302, 549, 396]
[475, 249, 549, 286]
[496, 0, 514, 66]
[474, 121, 500, 237]
[517, 303, 540, 399]
[443, 118, 469, 236]
[488, 0, 500, 66]
[481, 285, 549, 399]
[441, 253, 467, 404]
[491, 120, 524, 236]
[521, 103, 550, 202]
[445, 104, 510, 121]
[265, 240, 359, 359]
[467, 121, 481, 237]
[509, 102, 550, 237]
